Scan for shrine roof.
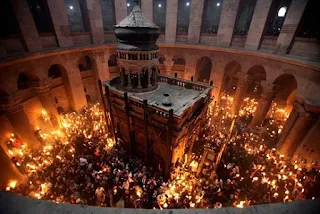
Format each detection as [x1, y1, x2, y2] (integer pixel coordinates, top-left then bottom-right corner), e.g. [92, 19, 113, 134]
[106, 75, 212, 117]
[128, 82, 209, 116]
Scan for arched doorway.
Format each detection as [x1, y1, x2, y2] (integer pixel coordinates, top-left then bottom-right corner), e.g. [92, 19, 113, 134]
[273, 74, 298, 108]
[48, 64, 63, 79]
[108, 55, 117, 67]
[195, 56, 212, 83]
[48, 64, 72, 111]
[222, 60, 241, 94]
[172, 56, 186, 73]
[78, 56, 92, 71]
[247, 65, 267, 98]
[17, 73, 29, 90]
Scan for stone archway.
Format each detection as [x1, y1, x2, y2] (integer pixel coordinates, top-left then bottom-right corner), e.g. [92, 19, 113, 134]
[273, 74, 298, 108]
[78, 55, 92, 71]
[172, 56, 186, 73]
[108, 55, 117, 67]
[247, 65, 267, 98]
[222, 60, 241, 94]
[48, 64, 63, 79]
[17, 73, 29, 90]
[195, 56, 212, 83]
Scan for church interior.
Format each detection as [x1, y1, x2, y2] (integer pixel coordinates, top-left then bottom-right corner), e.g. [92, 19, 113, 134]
[0, 0, 320, 213]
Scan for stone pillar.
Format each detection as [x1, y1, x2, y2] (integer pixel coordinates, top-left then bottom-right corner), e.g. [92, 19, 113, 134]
[273, 0, 308, 55]
[115, 0, 127, 23]
[163, 60, 174, 76]
[32, 78, 59, 127]
[188, 0, 205, 44]
[128, 72, 132, 87]
[137, 71, 142, 88]
[0, 143, 26, 190]
[63, 65, 87, 111]
[92, 51, 109, 82]
[245, 0, 273, 50]
[1, 93, 40, 149]
[165, 0, 178, 43]
[277, 104, 300, 148]
[278, 108, 314, 157]
[250, 86, 276, 127]
[141, 0, 153, 21]
[11, 0, 42, 52]
[231, 75, 249, 115]
[217, 0, 240, 47]
[85, 0, 104, 45]
[47, 0, 73, 47]
[121, 69, 126, 87]
[147, 70, 152, 87]
[293, 116, 320, 168]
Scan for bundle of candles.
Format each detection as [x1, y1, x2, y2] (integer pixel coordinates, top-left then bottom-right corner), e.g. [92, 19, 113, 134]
[4, 96, 320, 209]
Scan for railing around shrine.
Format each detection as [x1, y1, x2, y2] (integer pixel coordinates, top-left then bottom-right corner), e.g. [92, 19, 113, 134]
[105, 75, 212, 131]
[158, 74, 210, 92]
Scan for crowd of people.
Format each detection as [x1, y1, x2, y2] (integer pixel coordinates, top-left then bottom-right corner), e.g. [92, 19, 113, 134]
[4, 95, 320, 209]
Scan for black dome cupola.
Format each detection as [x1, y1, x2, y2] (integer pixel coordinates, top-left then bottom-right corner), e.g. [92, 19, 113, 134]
[114, 0, 160, 51]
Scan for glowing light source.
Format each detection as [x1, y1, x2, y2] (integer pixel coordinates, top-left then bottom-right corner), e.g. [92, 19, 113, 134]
[186, 2, 190, 6]
[158, 4, 162, 8]
[278, 7, 287, 17]
[217, 2, 221, 7]
[69, 5, 73, 10]
[127, 3, 130, 7]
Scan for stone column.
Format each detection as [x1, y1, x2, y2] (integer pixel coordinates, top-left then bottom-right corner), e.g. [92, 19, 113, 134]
[137, 71, 142, 88]
[0, 144, 26, 189]
[92, 51, 109, 82]
[47, 0, 73, 47]
[121, 69, 126, 87]
[90, 51, 108, 101]
[163, 60, 174, 76]
[85, 0, 104, 45]
[245, 0, 273, 50]
[293, 116, 320, 167]
[273, 0, 308, 55]
[165, 0, 178, 43]
[62, 64, 87, 111]
[11, 0, 42, 52]
[128, 72, 132, 87]
[188, 0, 205, 44]
[32, 78, 59, 127]
[1, 93, 40, 149]
[277, 103, 300, 149]
[141, 0, 153, 21]
[217, 0, 240, 47]
[231, 75, 249, 115]
[250, 86, 276, 127]
[278, 109, 314, 157]
[115, 0, 127, 23]
[147, 70, 152, 87]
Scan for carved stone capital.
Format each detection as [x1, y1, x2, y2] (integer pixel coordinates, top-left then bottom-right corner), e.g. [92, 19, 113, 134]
[30, 78, 52, 95]
[0, 91, 23, 113]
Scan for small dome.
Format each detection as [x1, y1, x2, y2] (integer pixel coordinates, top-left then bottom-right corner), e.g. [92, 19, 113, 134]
[114, 1, 160, 51]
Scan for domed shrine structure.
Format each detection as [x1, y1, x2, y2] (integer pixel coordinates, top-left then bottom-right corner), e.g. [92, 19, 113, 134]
[105, 0, 213, 177]
[114, 0, 160, 93]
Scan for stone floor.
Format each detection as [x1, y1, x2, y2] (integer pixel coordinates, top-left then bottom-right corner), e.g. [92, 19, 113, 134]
[1, 192, 319, 214]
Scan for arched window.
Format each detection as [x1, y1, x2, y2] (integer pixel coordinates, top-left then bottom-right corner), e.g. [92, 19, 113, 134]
[48, 65, 62, 79]
[17, 73, 29, 90]
[195, 57, 212, 83]
[108, 55, 117, 67]
[78, 56, 92, 71]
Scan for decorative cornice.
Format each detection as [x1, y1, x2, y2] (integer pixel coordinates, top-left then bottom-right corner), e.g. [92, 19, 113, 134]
[0, 44, 319, 72]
